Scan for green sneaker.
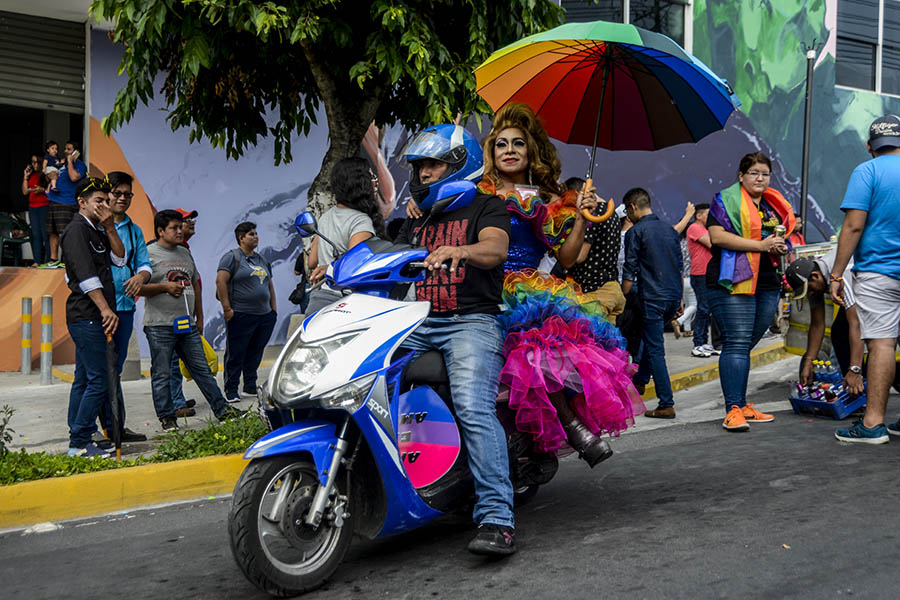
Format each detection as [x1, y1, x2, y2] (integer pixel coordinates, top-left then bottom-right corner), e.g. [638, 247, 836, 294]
[835, 421, 889, 445]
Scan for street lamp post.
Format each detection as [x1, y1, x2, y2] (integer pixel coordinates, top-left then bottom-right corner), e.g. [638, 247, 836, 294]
[799, 43, 817, 241]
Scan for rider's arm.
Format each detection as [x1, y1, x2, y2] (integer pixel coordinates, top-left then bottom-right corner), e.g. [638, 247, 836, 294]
[801, 302, 825, 384]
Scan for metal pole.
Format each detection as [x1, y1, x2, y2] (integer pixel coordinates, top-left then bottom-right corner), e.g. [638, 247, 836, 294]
[21, 297, 32, 375]
[586, 56, 612, 182]
[799, 45, 816, 241]
[40, 295, 53, 385]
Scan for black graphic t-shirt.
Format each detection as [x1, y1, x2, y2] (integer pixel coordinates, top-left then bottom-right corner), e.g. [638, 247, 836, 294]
[396, 193, 511, 316]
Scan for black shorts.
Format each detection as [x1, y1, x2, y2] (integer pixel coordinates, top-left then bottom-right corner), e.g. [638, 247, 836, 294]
[46, 202, 78, 236]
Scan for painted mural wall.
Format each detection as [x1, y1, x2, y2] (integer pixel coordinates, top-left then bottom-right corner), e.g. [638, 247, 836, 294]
[88, 2, 892, 353]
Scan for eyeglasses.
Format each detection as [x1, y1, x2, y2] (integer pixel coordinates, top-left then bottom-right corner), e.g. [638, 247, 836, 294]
[745, 170, 771, 179]
[111, 191, 134, 199]
[183, 218, 195, 225]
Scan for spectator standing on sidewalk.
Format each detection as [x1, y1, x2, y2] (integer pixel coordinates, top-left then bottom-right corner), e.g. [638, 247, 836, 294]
[831, 115, 900, 445]
[102, 171, 150, 443]
[62, 176, 126, 457]
[140, 210, 242, 430]
[45, 141, 86, 268]
[22, 154, 49, 265]
[217, 222, 277, 402]
[621, 188, 683, 419]
[167, 208, 200, 417]
[686, 203, 719, 357]
[707, 152, 793, 432]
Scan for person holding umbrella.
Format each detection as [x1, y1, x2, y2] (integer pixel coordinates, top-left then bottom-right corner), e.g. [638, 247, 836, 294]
[62, 175, 127, 458]
[706, 152, 794, 432]
[477, 103, 643, 466]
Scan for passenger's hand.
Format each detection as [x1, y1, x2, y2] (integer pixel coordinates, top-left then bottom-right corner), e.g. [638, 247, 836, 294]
[576, 185, 599, 219]
[123, 274, 144, 298]
[406, 198, 424, 219]
[830, 278, 845, 306]
[845, 371, 864, 396]
[223, 307, 234, 322]
[100, 307, 118, 337]
[166, 281, 183, 297]
[424, 245, 468, 273]
[309, 265, 327, 283]
[799, 357, 814, 386]
[759, 236, 786, 254]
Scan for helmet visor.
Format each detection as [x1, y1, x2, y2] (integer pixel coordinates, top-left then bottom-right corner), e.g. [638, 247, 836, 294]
[400, 130, 458, 163]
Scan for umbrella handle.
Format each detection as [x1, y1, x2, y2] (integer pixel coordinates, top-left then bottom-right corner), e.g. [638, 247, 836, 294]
[580, 179, 615, 223]
[106, 334, 112, 343]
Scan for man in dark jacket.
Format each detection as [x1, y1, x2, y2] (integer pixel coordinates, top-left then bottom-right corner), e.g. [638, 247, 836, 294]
[62, 176, 127, 457]
[621, 188, 684, 419]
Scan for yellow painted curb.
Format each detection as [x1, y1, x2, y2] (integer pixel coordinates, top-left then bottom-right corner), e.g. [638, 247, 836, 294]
[0, 454, 248, 529]
[51, 358, 275, 383]
[640, 341, 787, 401]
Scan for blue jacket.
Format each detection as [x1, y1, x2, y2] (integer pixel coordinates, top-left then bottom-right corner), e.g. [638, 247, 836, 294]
[622, 213, 683, 302]
[111, 216, 152, 311]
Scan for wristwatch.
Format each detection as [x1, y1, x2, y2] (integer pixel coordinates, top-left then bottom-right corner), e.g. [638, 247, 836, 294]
[849, 365, 862, 374]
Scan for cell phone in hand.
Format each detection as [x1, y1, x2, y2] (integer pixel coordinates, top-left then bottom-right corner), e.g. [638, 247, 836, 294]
[70, 150, 80, 161]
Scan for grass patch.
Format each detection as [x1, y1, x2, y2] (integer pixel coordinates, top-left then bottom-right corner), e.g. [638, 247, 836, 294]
[0, 414, 268, 486]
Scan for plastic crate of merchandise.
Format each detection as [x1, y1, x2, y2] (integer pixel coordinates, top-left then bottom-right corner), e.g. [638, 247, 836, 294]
[789, 388, 866, 420]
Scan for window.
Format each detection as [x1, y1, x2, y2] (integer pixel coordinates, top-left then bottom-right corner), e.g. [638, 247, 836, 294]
[836, 0, 900, 95]
[560, 0, 690, 49]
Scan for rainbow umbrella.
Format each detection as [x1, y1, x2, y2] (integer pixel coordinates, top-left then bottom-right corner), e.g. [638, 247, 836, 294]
[475, 20, 741, 180]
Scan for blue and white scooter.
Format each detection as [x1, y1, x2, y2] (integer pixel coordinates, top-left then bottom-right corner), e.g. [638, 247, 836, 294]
[228, 181, 559, 597]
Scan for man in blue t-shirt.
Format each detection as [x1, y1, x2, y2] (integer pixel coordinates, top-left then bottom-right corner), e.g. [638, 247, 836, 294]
[831, 115, 900, 445]
[45, 140, 87, 267]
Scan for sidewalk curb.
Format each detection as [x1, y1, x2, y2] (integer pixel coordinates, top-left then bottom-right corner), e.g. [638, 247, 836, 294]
[4, 343, 788, 530]
[639, 341, 786, 401]
[51, 359, 276, 384]
[0, 454, 248, 529]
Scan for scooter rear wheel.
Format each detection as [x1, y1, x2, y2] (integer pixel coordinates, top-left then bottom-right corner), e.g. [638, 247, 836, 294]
[228, 456, 354, 597]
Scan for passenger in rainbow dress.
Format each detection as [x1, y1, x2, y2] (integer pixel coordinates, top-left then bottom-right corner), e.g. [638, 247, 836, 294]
[480, 104, 644, 467]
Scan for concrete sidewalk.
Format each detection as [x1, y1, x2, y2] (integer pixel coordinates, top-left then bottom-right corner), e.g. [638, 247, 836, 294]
[0, 334, 785, 458]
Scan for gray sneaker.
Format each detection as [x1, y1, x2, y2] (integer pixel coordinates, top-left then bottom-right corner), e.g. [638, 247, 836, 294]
[691, 346, 711, 357]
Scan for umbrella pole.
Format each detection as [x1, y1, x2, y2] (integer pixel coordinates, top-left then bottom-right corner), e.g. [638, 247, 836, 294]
[585, 57, 611, 185]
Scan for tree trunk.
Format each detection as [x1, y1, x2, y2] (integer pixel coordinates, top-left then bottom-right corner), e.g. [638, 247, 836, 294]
[301, 41, 385, 220]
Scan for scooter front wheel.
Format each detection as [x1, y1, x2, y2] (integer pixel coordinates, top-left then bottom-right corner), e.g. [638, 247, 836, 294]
[228, 456, 354, 597]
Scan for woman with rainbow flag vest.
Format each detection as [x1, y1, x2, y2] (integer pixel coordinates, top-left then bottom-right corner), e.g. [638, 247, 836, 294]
[706, 152, 795, 432]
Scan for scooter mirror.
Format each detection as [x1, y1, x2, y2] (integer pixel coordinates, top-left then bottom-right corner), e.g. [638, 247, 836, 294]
[294, 212, 318, 237]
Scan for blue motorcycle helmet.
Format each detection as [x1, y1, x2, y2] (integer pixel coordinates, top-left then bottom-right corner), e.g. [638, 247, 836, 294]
[401, 123, 484, 212]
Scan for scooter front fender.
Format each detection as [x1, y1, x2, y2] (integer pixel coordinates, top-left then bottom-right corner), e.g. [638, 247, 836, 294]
[243, 420, 337, 485]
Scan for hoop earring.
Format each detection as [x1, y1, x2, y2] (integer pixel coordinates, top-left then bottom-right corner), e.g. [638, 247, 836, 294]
[528, 169, 533, 186]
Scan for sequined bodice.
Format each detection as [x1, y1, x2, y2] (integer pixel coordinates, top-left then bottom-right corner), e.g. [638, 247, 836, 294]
[504, 213, 545, 272]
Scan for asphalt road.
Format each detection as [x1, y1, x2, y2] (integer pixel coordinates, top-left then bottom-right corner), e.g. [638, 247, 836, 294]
[5, 358, 900, 600]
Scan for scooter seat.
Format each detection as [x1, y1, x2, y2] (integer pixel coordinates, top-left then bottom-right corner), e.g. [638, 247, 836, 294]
[404, 350, 449, 385]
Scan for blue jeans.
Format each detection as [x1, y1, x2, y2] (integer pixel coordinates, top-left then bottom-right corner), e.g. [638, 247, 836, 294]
[67, 319, 109, 448]
[635, 297, 681, 409]
[707, 287, 781, 411]
[170, 353, 188, 409]
[29, 205, 48, 264]
[144, 326, 228, 421]
[224, 310, 277, 397]
[690, 275, 711, 347]
[400, 313, 514, 528]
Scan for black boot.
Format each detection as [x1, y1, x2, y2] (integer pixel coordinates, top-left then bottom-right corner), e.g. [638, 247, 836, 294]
[551, 394, 614, 468]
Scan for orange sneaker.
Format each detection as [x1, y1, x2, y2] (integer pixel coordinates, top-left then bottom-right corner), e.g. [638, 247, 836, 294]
[723, 406, 750, 431]
[742, 403, 774, 423]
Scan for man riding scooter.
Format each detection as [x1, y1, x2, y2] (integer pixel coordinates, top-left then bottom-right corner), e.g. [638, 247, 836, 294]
[394, 124, 517, 556]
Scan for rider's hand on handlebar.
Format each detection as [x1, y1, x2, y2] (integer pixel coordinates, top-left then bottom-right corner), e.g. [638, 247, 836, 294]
[406, 198, 424, 219]
[424, 246, 468, 273]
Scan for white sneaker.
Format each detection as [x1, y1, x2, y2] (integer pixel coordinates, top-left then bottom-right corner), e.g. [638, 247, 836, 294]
[692, 346, 712, 357]
[701, 344, 721, 355]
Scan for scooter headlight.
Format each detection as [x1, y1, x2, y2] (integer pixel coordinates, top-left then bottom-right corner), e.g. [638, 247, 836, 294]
[319, 374, 377, 412]
[276, 334, 359, 400]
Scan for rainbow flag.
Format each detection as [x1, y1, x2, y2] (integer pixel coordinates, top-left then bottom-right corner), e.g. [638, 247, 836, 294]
[710, 182, 795, 294]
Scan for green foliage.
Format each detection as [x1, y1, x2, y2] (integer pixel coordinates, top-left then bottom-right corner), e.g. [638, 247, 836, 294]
[153, 413, 268, 461]
[89, 0, 565, 165]
[0, 414, 267, 486]
[0, 405, 15, 458]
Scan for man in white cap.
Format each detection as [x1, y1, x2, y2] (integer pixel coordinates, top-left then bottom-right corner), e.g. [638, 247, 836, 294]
[831, 114, 900, 444]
